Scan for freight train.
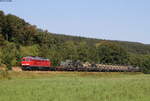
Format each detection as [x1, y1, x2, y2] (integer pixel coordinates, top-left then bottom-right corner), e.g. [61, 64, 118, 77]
[21, 56, 140, 72]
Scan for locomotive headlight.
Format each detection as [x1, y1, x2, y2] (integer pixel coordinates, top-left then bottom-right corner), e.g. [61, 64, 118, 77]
[22, 63, 29, 65]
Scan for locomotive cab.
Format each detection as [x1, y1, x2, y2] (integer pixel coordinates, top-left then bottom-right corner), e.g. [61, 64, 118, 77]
[21, 57, 31, 66]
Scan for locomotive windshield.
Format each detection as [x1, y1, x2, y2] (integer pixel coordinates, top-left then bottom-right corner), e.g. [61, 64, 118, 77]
[22, 58, 30, 61]
[25, 58, 30, 61]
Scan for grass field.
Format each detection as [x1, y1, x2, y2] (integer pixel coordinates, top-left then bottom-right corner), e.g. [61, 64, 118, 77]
[0, 72, 150, 101]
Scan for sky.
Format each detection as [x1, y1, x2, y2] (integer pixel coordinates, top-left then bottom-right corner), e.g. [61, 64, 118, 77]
[0, 0, 149, 44]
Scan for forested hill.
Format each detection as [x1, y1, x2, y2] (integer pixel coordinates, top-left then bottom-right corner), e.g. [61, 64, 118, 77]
[51, 33, 150, 54]
[0, 10, 150, 73]
[0, 10, 150, 54]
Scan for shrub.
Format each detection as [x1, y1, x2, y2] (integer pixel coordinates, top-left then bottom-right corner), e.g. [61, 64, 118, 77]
[0, 64, 11, 79]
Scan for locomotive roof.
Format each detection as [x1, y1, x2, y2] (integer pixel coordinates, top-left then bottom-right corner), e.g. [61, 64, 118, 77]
[23, 56, 49, 60]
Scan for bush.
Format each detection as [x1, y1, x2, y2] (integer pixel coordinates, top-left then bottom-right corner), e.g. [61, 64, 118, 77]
[0, 64, 11, 79]
[141, 56, 150, 74]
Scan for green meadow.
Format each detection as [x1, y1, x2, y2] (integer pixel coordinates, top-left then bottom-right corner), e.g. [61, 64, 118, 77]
[0, 72, 150, 101]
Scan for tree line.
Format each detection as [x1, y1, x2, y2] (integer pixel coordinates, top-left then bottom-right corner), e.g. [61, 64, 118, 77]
[0, 10, 150, 73]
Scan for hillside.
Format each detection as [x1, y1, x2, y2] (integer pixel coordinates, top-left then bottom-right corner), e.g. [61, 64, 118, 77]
[0, 10, 150, 54]
[0, 10, 150, 73]
[50, 33, 150, 54]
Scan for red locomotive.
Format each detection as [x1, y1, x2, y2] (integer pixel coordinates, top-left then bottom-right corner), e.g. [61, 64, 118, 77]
[21, 56, 53, 70]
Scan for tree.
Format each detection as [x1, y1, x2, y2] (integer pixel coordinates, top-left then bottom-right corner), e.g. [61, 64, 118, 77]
[139, 55, 150, 73]
[76, 41, 90, 62]
[61, 41, 78, 60]
[97, 41, 128, 65]
[0, 11, 7, 39]
[128, 53, 144, 67]
[1, 42, 18, 69]
[87, 46, 98, 63]
[21, 25, 37, 45]
[20, 45, 39, 57]
[3, 14, 28, 41]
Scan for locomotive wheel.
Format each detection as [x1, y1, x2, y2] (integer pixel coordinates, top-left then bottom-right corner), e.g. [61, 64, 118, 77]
[21, 67, 26, 71]
[26, 67, 32, 71]
[21, 66, 31, 71]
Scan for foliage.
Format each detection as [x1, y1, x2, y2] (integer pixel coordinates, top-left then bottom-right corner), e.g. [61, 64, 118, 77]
[20, 45, 39, 57]
[0, 64, 11, 79]
[96, 41, 128, 65]
[140, 55, 150, 74]
[0, 42, 18, 69]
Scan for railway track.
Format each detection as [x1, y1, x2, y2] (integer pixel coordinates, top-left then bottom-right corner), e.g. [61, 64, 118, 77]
[20, 66, 140, 72]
